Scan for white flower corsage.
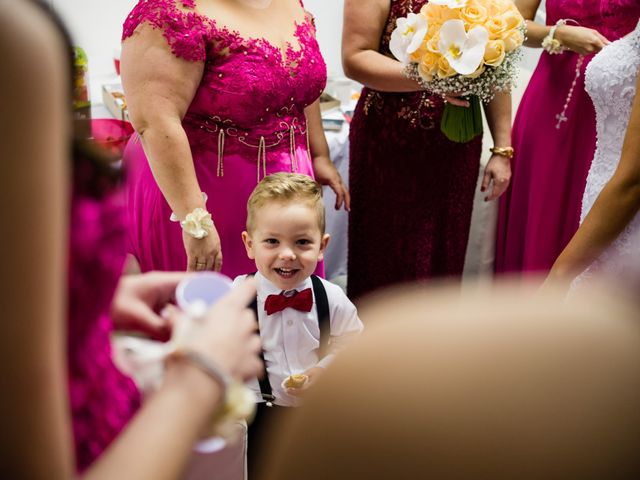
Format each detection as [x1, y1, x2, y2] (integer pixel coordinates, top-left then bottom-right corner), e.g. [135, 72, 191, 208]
[181, 207, 214, 239]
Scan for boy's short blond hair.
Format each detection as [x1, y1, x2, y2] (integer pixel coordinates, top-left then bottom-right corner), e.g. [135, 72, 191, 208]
[246, 173, 325, 234]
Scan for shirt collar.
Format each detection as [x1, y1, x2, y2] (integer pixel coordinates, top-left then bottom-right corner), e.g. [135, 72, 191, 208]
[255, 271, 313, 300]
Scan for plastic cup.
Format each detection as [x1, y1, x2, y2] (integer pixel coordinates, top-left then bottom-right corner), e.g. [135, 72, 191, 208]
[175, 272, 233, 312]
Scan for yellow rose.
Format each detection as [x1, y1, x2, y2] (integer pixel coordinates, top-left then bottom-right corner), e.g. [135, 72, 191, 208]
[421, 3, 460, 26]
[426, 33, 440, 54]
[485, 16, 508, 40]
[437, 56, 457, 78]
[409, 37, 430, 62]
[483, 39, 506, 67]
[418, 52, 440, 81]
[461, 2, 488, 26]
[488, 0, 512, 16]
[501, 10, 523, 31]
[503, 28, 524, 52]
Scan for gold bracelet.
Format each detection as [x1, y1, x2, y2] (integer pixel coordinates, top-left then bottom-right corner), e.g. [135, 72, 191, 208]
[490, 146, 514, 159]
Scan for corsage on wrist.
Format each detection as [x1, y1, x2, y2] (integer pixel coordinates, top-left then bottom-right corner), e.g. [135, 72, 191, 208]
[172, 348, 256, 441]
[170, 192, 213, 239]
[180, 208, 214, 239]
[542, 19, 578, 55]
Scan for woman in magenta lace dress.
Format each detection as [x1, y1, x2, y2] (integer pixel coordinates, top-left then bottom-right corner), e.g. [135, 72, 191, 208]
[343, 0, 513, 299]
[121, 0, 348, 277]
[2, 2, 262, 477]
[495, 0, 640, 275]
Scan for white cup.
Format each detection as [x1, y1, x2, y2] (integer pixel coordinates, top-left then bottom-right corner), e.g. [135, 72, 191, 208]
[175, 272, 233, 313]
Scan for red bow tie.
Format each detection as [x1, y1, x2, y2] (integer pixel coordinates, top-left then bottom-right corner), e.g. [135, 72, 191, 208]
[265, 288, 313, 315]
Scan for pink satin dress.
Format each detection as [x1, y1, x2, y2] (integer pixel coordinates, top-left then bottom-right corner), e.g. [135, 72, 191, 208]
[122, 0, 326, 277]
[495, 0, 640, 275]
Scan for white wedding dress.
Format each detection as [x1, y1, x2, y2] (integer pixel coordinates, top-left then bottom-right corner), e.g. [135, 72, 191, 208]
[573, 19, 640, 287]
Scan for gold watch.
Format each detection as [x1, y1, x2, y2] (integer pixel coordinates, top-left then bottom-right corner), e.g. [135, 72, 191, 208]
[490, 146, 514, 159]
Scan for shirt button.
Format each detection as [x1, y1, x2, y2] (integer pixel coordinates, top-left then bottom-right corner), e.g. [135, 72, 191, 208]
[287, 320, 293, 326]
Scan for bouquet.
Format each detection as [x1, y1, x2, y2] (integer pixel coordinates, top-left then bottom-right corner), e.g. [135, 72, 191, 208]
[390, 0, 525, 142]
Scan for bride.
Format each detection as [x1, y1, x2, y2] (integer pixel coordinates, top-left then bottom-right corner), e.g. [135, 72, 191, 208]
[546, 19, 640, 287]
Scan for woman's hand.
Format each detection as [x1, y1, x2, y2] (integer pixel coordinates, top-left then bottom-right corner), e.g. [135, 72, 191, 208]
[555, 25, 610, 55]
[443, 95, 471, 107]
[481, 154, 512, 201]
[313, 155, 351, 211]
[111, 272, 189, 341]
[168, 278, 262, 381]
[183, 226, 223, 272]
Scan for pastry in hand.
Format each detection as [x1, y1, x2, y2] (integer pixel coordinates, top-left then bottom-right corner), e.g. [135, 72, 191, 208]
[284, 374, 308, 389]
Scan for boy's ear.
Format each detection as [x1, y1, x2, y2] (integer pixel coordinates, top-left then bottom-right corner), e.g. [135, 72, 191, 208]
[241, 231, 255, 259]
[317, 233, 331, 261]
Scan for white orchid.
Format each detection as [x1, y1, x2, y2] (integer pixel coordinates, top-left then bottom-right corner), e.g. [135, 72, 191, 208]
[437, 19, 489, 75]
[389, 13, 428, 64]
[428, 0, 468, 8]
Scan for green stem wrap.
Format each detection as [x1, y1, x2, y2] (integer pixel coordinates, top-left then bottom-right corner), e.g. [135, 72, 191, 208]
[440, 95, 483, 143]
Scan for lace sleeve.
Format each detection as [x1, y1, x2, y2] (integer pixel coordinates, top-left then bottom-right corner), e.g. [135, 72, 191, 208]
[122, 0, 208, 62]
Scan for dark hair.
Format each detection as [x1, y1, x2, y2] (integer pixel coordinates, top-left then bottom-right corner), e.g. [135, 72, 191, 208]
[33, 0, 121, 198]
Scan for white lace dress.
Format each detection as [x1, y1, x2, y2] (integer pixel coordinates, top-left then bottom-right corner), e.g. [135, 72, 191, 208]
[573, 20, 640, 287]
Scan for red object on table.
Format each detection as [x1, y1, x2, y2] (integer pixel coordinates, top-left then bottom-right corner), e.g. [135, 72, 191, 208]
[91, 118, 133, 158]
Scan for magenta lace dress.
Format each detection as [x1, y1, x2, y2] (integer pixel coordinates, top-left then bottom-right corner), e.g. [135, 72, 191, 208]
[68, 162, 140, 472]
[347, 0, 482, 299]
[495, 0, 640, 275]
[122, 0, 326, 278]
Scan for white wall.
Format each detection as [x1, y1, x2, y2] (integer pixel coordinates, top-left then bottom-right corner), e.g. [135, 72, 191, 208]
[303, 0, 344, 76]
[50, 0, 136, 78]
[50, 0, 344, 89]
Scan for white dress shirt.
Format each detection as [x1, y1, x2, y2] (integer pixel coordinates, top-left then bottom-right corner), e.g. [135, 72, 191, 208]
[233, 272, 363, 407]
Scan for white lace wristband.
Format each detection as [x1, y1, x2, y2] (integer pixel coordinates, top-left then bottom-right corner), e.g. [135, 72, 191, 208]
[542, 18, 578, 55]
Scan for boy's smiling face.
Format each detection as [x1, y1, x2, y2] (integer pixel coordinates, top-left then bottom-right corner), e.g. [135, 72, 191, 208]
[242, 201, 330, 291]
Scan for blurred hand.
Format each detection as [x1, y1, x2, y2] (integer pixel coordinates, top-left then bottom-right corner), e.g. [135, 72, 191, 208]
[555, 25, 610, 55]
[481, 154, 511, 201]
[313, 155, 351, 211]
[443, 95, 470, 107]
[168, 277, 262, 381]
[183, 225, 222, 272]
[111, 271, 188, 341]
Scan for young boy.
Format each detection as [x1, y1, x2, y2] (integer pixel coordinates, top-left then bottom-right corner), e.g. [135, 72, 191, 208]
[235, 173, 363, 475]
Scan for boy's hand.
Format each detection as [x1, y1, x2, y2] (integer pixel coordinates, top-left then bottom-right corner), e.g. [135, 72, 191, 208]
[285, 366, 325, 397]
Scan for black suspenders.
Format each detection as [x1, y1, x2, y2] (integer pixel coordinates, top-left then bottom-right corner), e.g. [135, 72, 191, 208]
[248, 274, 330, 405]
